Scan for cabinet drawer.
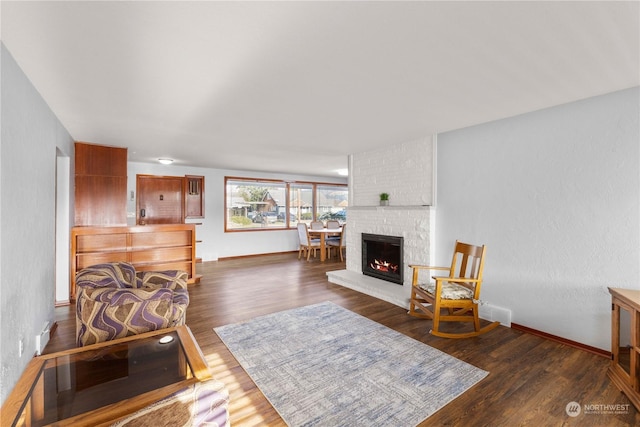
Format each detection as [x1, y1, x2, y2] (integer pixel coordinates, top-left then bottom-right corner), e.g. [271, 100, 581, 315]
[76, 234, 127, 253]
[77, 252, 129, 269]
[131, 231, 192, 248]
[130, 247, 192, 264]
[135, 261, 192, 274]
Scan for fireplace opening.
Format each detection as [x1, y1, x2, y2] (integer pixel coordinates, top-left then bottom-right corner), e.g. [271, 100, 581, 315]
[362, 233, 404, 285]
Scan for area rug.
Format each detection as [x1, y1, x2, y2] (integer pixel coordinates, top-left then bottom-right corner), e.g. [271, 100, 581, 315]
[214, 302, 488, 426]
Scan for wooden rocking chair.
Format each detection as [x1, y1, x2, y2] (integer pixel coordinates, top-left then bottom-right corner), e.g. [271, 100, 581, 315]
[408, 240, 500, 338]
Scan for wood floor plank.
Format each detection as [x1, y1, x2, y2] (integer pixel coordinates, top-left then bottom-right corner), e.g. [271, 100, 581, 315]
[44, 253, 639, 426]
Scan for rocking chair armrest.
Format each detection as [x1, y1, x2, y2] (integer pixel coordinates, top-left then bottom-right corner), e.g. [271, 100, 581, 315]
[433, 276, 481, 283]
[408, 265, 450, 271]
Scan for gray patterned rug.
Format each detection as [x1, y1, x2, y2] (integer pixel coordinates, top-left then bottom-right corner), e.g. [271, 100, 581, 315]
[214, 301, 488, 426]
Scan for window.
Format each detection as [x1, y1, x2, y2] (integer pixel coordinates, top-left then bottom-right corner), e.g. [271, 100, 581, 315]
[226, 178, 286, 230]
[316, 185, 348, 222]
[225, 177, 347, 231]
[289, 183, 313, 227]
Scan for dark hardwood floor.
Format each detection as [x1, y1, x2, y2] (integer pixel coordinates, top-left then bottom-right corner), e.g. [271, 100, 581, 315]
[46, 253, 638, 426]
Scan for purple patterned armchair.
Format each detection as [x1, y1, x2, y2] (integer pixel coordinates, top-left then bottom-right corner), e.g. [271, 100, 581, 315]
[75, 262, 190, 347]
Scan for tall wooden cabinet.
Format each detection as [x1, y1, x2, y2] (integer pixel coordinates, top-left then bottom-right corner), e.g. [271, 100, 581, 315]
[608, 287, 640, 411]
[74, 142, 127, 226]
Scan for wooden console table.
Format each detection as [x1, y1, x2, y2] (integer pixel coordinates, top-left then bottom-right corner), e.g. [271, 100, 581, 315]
[1, 326, 211, 426]
[608, 287, 640, 411]
[71, 224, 201, 300]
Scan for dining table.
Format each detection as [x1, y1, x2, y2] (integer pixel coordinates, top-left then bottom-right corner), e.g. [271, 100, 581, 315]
[307, 227, 342, 262]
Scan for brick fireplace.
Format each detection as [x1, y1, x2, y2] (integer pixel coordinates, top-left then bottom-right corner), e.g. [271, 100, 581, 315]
[326, 137, 435, 309]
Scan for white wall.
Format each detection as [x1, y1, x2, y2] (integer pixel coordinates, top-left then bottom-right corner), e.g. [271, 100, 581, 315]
[436, 87, 640, 351]
[0, 44, 74, 404]
[127, 162, 347, 260]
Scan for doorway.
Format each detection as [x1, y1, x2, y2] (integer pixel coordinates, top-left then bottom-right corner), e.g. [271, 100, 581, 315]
[55, 149, 71, 304]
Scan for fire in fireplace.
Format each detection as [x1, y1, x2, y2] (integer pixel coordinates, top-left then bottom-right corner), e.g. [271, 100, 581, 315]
[361, 233, 404, 285]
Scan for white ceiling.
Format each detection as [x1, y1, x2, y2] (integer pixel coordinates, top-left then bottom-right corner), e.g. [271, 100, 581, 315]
[2, 1, 638, 178]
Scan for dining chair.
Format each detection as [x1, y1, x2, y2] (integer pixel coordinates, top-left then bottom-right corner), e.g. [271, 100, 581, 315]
[327, 223, 346, 262]
[326, 220, 341, 229]
[296, 223, 324, 261]
[310, 221, 324, 230]
[325, 220, 341, 243]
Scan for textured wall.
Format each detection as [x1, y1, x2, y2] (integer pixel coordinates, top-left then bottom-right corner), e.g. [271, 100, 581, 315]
[0, 45, 74, 404]
[437, 87, 640, 350]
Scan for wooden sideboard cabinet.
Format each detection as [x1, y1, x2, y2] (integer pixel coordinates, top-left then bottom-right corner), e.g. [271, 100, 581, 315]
[71, 224, 201, 300]
[608, 287, 640, 411]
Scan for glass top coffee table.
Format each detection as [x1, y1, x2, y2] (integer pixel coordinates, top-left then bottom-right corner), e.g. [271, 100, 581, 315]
[1, 325, 212, 427]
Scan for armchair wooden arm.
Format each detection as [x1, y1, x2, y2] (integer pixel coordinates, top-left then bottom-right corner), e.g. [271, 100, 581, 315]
[410, 265, 451, 287]
[434, 277, 481, 282]
[408, 265, 450, 271]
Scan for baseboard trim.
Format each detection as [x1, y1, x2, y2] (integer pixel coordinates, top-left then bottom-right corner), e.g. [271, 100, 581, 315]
[218, 250, 298, 261]
[46, 321, 59, 352]
[511, 323, 610, 358]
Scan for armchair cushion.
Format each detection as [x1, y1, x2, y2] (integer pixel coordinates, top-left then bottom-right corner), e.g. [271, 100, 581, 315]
[137, 269, 189, 290]
[77, 287, 175, 346]
[76, 262, 139, 289]
[419, 281, 474, 300]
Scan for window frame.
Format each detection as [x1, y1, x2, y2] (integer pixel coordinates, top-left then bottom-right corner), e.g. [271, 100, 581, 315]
[224, 176, 347, 232]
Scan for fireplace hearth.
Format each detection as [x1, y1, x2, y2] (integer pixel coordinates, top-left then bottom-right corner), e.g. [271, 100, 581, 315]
[361, 233, 404, 285]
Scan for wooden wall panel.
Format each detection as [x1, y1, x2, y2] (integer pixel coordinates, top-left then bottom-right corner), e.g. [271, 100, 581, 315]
[74, 142, 127, 226]
[75, 142, 127, 176]
[74, 176, 127, 226]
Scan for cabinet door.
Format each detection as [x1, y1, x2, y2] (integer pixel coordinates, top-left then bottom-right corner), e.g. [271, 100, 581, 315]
[185, 175, 204, 218]
[75, 142, 127, 226]
[75, 142, 127, 176]
[615, 304, 633, 376]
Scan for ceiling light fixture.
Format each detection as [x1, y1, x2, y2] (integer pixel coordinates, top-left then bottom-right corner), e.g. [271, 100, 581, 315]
[158, 158, 174, 165]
